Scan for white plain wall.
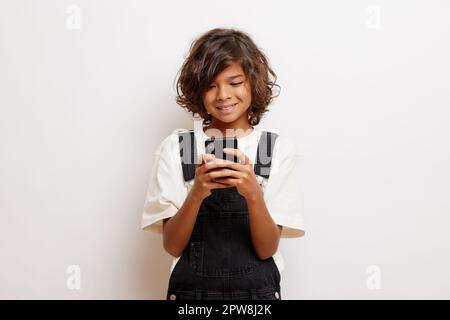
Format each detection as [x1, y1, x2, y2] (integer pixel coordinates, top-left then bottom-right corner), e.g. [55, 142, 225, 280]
[1, 0, 449, 299]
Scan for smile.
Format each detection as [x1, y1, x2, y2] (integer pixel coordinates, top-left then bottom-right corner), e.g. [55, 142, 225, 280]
[216, 103, 237, 114]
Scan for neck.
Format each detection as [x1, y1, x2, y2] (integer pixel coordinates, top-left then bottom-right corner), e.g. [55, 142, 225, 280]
[204, 121, 253, 138]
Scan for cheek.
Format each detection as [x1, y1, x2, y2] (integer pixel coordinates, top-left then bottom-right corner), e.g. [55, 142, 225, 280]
[202, 93, 214, 108]
[236, 87, 251, 103]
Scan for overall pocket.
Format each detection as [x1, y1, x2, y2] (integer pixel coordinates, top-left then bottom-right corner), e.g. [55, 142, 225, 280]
[201, 213, 258, 277]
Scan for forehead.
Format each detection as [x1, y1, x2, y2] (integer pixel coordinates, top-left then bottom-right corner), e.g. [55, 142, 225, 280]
[214, 63, 245, 81]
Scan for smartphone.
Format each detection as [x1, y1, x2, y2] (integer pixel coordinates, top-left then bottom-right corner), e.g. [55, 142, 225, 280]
[204, 137, 239, 163]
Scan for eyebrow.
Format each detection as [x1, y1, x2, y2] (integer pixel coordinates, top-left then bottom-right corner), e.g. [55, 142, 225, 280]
[226, 74, 245, 80]
[210, 74, 245, 85]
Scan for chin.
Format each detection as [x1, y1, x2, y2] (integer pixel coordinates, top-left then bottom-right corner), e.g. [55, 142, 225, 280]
[214, 115, 239, 123]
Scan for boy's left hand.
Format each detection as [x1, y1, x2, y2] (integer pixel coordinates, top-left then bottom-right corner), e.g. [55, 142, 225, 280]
[207, 148, 261, 201]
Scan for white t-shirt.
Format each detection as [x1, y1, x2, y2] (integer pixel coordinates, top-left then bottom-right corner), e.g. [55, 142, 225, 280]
[141, 124, 305, 274]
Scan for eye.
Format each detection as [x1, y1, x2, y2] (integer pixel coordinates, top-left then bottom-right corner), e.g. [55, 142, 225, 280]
[231, 82, 243, 86]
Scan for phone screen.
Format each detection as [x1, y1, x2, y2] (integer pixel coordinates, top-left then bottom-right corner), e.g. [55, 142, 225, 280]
[205, 137, 239, 163]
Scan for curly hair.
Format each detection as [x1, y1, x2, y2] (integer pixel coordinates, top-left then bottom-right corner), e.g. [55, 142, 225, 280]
[175, 28, 280, 126]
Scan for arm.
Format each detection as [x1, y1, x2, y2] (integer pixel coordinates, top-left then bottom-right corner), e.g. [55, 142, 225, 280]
[162, 190, 203, 257]
[209, 149, 283, 260]
[246, 189, 282, 260]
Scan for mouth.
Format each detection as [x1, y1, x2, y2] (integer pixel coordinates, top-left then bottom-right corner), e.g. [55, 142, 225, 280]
[216, 103, 237, 114]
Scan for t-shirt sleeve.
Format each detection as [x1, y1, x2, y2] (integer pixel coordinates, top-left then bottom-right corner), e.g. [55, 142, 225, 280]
[141, 134, 186, 234]
[263, 137, 305, 238]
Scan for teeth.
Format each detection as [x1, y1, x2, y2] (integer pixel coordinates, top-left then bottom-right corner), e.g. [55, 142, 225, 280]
[218, 104, 236, 109]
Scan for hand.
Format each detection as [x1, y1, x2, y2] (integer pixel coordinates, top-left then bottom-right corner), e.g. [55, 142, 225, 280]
[190, 154, 234, 200]
[207, 148, 262, 201]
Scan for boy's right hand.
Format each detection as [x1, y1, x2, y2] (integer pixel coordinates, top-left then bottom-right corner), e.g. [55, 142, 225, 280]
[191, 154, 233, 200]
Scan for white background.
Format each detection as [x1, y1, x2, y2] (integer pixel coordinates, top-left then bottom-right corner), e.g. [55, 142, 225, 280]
[1, 0, 449, 299]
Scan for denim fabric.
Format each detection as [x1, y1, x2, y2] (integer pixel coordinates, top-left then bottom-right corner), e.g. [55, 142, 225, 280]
[166, 186, 281, 300]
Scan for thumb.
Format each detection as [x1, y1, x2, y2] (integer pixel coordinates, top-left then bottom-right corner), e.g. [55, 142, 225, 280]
[202, 153, 216, 164]
[198, 154, 212, 166]
[199, 154, 206, 165]
[196, 154, 204, 167]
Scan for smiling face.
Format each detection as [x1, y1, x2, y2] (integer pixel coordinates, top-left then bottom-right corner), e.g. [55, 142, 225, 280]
[202, 63, 252, 132]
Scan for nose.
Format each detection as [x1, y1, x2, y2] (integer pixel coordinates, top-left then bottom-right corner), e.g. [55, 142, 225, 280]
[216, 85, 231, 102]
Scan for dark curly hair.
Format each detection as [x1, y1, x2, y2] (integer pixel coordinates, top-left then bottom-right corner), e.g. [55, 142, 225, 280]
[175, 28, 280, 126]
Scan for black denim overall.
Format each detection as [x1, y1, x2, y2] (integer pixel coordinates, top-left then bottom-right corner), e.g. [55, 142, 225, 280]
[166, 130, 281, 300]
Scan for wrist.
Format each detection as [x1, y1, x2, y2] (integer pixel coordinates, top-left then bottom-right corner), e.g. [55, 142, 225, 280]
[188, 187, 206, 203]
[245, 188, 264, 204]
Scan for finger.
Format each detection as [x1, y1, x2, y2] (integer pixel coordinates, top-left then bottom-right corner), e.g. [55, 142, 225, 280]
[209, 168, 241, 180]
[205, 160, 241, 172]
[212, 177, 235, 187]
[197, 154, 206, 168]
[208, 181, 234, 189]
[203, 159, 223, 171]
[204, 153, 216, 163]
[198, 154, 215, 168]
[223, 148, 251, 165]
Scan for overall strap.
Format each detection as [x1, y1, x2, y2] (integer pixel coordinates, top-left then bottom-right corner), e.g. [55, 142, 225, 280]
[178, 130, 278, 181]
[254, 131, 279, 178]
[178, 130, 197, 182]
